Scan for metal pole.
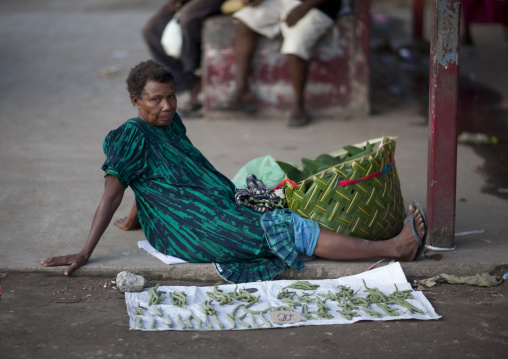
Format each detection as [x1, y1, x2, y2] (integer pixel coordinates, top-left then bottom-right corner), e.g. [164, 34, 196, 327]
[427, 0, 461, 249]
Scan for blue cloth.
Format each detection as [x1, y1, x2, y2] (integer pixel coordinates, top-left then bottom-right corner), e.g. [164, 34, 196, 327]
[261, 209, 305, 272]
[291, 212, 320, 256]
[261, 209, 321, 270]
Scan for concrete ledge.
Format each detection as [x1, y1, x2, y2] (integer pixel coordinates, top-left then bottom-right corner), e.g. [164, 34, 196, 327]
[10, 258, 507, 283]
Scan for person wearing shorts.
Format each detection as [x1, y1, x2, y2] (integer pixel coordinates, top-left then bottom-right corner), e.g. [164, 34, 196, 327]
[216, 0, 341, 127]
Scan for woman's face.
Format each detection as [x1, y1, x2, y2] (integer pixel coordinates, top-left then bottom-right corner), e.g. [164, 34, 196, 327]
[132, 80, 177, 127]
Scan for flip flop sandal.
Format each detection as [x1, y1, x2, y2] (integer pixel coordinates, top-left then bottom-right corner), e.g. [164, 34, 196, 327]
[287, 113, 311, 127]
[412, 200, 428, 244]
[212, 100, 257, 113]
[178, 102, 203, 118]
[404, 200, 428, 261]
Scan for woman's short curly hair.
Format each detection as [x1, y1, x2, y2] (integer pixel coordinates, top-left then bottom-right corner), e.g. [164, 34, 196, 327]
[126, 60, 175, 101]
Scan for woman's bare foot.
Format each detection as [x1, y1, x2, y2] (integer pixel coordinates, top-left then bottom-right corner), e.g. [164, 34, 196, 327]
[114, 216, 141, 231]
[392, 204, 426, 261]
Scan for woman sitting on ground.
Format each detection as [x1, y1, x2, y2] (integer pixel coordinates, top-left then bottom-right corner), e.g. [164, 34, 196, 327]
[41, 60, 427, 284]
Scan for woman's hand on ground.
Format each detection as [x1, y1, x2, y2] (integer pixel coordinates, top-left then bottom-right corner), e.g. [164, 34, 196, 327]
[40, 175, 125, 277]
[40, 253, 88, 276]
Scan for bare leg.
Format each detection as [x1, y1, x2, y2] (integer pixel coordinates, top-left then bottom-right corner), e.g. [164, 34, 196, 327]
[313, 205, 425, 261]
[230, 21, 258, 105]
[287, 54, 310, 126]
[114, 201, 141, 231]
[503, 25, 508, 51]
[189, 77, 202, 106]
[462, 23, 473, 45]
[180, 77, 203, 113]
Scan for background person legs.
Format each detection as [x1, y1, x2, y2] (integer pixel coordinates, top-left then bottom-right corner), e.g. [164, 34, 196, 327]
[178, 0, 225, 109]
[142, 0, 225, 111]
[141, 2, 195, 94]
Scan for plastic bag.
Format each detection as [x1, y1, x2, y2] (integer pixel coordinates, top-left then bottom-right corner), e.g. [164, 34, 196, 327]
[221, 0, 245, 14]
[161, 13, 182, 59]
[231, 155, 288, 189]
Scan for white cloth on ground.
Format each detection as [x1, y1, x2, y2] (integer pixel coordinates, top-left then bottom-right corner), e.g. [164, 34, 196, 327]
[125, 261, 441, 331]
[137, 240, 187, 264]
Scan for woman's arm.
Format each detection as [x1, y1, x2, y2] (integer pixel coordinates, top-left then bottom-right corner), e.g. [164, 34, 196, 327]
[41, 175, 126, 276]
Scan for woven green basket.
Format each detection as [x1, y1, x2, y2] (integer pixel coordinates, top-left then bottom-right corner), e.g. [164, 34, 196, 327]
[283, 137, 406, 240]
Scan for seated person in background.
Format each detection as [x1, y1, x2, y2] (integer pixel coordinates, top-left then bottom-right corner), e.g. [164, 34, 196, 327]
[41, 60, 427, 284]
[216, 0, 342, 127]
[461, 0, 508, 50]
[142, 0, 225, 116]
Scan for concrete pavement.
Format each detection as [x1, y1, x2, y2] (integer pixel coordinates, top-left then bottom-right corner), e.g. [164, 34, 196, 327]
[0, 0, 507, 282]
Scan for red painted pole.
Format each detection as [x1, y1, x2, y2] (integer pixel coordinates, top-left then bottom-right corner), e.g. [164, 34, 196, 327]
[427, 0, 461, 249]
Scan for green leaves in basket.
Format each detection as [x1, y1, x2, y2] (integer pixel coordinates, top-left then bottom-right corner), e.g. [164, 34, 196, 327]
[310, 154, 342, 169]
[344, 141, 374, 161]
[276, 142, 374, 182]
[275, 161, 309, 183]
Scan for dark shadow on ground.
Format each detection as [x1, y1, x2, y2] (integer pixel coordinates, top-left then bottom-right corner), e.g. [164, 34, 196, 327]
[456, 78, 508, 199]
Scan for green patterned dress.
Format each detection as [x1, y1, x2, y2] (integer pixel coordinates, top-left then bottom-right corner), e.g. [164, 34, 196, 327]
[102, 115, 304, 283]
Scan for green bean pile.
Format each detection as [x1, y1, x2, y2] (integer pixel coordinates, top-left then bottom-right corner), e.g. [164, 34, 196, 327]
[229, 285, 260, 303]
[225, 300, 276, 329]
[152, 305, 163, 317]
[200, 300, 224, 329]
[169, 291, 187, 308]
[286, 280, 320, 290]
[387, 285, 426, 315]
[313, 297, 333, 319]
[276, 288, 300, 309]
[136, 316, 145, 328]
[206, 282, 233, 305]
[134, 302, 146, 315]
[147, 283, 166, 305]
